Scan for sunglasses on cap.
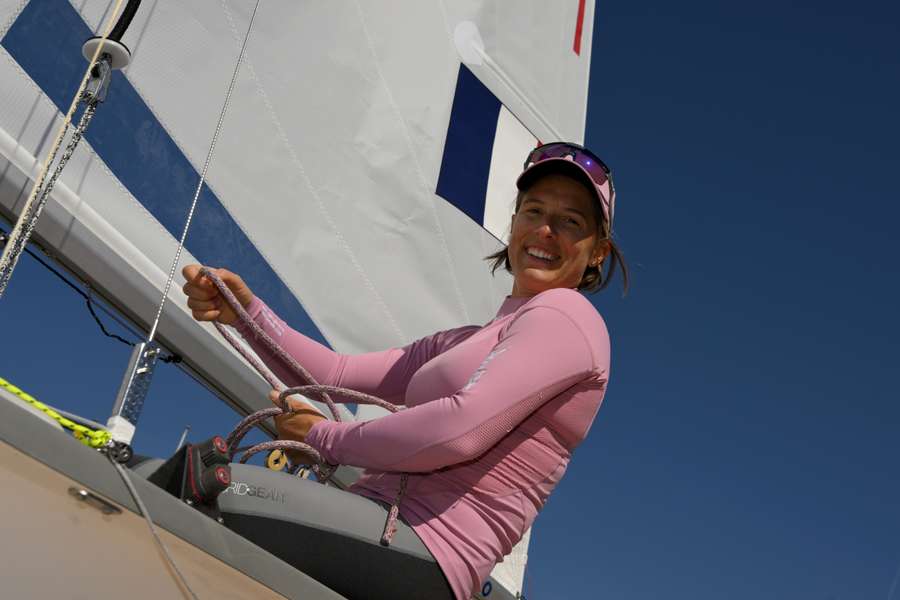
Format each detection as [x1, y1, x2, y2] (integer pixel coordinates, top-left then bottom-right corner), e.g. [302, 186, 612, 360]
[523, 142, 616, 230]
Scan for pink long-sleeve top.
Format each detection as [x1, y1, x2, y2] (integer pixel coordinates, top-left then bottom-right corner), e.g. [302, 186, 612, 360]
[235, 287, 610, 600]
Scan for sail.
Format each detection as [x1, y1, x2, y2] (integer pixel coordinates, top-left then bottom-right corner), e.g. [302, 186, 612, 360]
[0, 1, 594, 596]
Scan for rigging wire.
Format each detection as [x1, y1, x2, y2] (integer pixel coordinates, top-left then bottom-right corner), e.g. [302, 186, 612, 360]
[111, 459, 199, 600]
[145, 0, 262, 345]
[0, 229, 181, 363]
[0, 0, 126, 299]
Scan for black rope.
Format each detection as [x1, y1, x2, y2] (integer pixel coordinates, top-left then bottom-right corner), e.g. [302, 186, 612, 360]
[109, 0, 142, 43]
[84, 288, 133, 346]
[0, 230, 181, 364]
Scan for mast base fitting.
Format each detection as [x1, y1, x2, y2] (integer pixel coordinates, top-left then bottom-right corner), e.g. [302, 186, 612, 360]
[106, 441, 134, 464]
[82, 37, 131, 69]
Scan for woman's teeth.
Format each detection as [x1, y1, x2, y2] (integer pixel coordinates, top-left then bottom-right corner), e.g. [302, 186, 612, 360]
[526, 247, 557, 261]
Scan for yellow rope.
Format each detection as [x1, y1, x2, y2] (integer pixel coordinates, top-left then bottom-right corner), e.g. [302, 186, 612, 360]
[0, 376, 110, 448]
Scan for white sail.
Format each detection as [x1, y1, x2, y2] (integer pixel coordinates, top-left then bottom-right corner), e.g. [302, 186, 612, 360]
[0, 1, 594, 596]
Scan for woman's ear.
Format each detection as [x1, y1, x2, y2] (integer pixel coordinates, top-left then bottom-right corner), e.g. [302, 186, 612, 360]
[592, 239, 611, 266]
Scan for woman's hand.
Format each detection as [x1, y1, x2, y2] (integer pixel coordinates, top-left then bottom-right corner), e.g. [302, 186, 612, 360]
[270, 389, 327, 447]
[181, 264, 254, 325]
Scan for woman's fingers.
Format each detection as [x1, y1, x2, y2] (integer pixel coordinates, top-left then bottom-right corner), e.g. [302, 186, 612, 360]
[181, 264, 246, 326]
[181, 263, 202, 283]
[181, 281, 218, 301]
[270, 390, 322, 417]
[191, 308, 222, 322]
[181, 263, 218, 300]
[187, 296, 219, 311]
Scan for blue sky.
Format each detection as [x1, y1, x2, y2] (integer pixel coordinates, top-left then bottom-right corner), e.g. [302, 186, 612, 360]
[2, 1, 899, 599]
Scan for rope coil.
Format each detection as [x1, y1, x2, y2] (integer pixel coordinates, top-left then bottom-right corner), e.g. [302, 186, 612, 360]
[204, 269, 410, 546]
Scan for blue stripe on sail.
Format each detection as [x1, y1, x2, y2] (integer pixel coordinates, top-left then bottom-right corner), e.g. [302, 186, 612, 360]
[2, 0, 328, 347]
[436, 64, 501, 227]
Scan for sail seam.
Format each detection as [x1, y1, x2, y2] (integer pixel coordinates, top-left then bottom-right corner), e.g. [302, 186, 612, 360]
[0, 26, 180, 250]
[0, 41, 218, 315]
[219, 0, 407, 344]
[0, 0, 28, 41]
[353, 0, 471, 324]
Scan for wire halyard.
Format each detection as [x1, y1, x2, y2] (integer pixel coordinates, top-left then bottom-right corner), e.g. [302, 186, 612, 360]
[144, 0, 262, 345]
[109, 0, 262, 448]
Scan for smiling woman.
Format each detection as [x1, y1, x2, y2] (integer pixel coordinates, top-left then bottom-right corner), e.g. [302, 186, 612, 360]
[487, 143, 628, 295]
[181, 141, 628, 600]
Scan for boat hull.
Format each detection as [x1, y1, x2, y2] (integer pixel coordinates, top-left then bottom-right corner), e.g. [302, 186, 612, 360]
[0, 388, 346, 599]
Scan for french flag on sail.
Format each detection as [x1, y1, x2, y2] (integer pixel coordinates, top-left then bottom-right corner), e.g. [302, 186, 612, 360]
[436, 65, 538, 242]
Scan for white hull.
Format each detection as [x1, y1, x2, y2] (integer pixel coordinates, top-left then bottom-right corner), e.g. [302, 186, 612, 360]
[0, 388, 346, 599]
[0, 441, 289, 599]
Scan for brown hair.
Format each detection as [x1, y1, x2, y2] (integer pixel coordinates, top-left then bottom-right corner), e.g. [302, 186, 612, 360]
[485, 189, 630, 294]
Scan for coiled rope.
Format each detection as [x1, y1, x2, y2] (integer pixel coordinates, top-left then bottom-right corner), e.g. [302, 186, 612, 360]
[202, 268, 411, 546]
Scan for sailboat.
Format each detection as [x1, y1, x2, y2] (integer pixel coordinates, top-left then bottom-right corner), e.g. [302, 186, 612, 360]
[0, 1, 597, 598]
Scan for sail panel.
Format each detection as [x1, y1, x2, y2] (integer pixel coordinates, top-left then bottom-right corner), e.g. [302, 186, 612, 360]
[2, 2, 595, 595]
[97, 1, 594, 355]
[2, 0, 328, 347]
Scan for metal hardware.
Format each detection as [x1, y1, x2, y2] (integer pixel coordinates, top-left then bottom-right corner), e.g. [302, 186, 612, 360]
[83, 54, 113, 103]
[68, 486, 122, 515]
[106, 440, 134, 464]
[107, 342, 160, 444]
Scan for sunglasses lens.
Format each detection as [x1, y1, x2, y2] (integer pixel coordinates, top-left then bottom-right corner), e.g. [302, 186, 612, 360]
[525, 143, 616, 230]
[575, 156, 609, 185]
[527, 143, 609, 186]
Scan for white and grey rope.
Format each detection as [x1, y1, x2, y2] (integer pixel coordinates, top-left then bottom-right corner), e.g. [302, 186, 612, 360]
[0, 0, 126, 299]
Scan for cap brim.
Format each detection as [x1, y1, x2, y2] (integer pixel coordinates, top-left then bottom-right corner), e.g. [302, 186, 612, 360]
[515, 158, 611, 226]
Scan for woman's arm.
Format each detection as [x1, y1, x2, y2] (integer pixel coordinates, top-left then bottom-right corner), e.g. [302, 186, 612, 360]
[305, 298, 608, 472]
[235, 296, 478, 404]
[182, 264, 471, 404]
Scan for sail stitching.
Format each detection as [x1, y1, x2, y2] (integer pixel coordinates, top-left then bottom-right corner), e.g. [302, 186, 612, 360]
[0, 52, 177, 263]
[0, 44, 201, 305]
[434, 1, 456, 50]
[0, 7, 199, 292]
[144, 0, 261, 343]
[0, 0, 127, 298]
[220, 0, 407, 344]
[0, 0, 28, 41]
[353, 0, 472, 323]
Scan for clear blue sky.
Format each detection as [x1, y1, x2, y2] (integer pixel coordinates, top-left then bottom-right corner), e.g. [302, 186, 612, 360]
[2, 1, 899, 599]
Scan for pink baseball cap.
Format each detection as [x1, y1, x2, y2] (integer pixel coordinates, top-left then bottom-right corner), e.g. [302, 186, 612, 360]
[516, 142, 616, 235]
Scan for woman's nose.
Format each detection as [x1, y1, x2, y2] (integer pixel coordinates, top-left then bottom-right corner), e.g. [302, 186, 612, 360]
[534, 221, 556, 237]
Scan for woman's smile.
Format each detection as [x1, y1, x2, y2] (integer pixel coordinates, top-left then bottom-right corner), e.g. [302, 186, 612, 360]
[508, 173, 606, 297]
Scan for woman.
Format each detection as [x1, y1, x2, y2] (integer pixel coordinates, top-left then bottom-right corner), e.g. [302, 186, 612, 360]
[182, 142, 627, 600]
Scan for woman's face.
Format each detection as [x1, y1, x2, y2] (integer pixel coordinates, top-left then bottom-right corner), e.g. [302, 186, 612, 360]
[508, 173, 607, 297]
